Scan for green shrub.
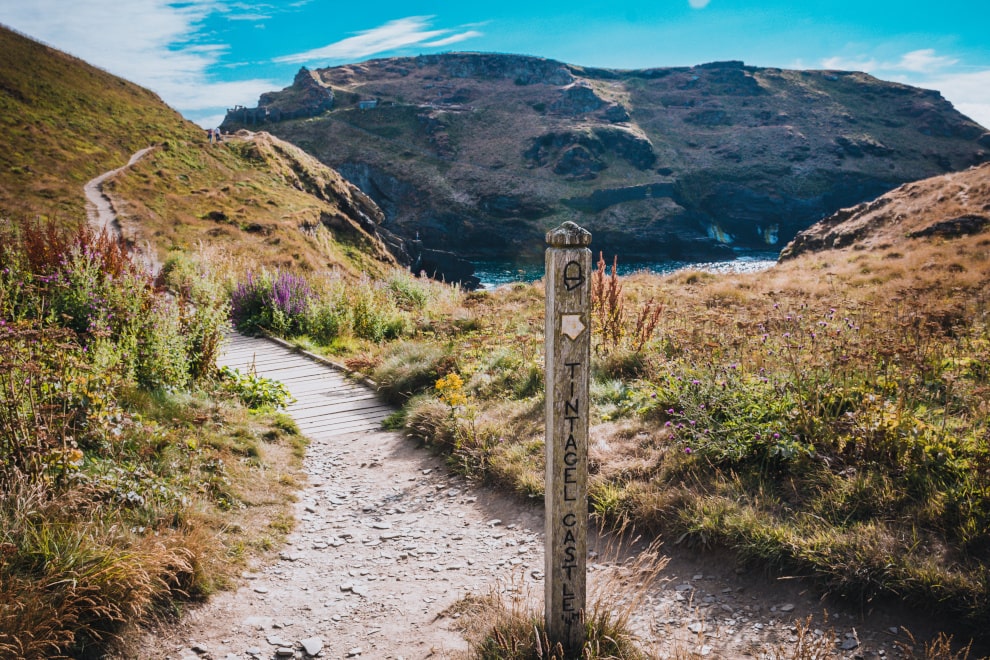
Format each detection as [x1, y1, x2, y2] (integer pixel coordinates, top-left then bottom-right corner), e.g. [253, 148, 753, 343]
[230, 270, 312, 337]
[351, 280, 406, 342]
[306, 299, 351, 345]
[219, 366, 293, 410]
[468, 348, 543, 400]
[161, 252, 230, 379]
[135, 298, 190, 391]
[403, 395, 457, 447]
[0, 260, 31, 322]
[0, 323, 86, 486]
[373, 342, 454, 403]
[386, 269, 431, 310]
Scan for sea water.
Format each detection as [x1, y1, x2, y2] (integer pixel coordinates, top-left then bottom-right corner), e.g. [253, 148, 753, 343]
[472, 251, 780, 290]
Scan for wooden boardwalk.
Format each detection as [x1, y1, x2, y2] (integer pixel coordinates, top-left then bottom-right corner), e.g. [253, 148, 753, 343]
[217, 333, 393, 438]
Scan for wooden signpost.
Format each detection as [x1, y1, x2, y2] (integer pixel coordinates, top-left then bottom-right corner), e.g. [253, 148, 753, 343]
[544, 221, 591, 654]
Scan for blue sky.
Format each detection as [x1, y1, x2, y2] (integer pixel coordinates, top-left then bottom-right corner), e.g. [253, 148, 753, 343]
[1, 0, 988, 130]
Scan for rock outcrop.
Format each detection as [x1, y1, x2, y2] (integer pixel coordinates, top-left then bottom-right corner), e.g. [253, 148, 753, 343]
[224, 68, 333, 126]
[223, 53, 989, 264]
[779, 162, 990, 260]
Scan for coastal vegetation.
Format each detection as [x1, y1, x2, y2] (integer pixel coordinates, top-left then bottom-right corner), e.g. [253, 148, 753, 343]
[230, 164, 990, 648]
[0, 219, 305, 657]
[0, 25, 395, 656]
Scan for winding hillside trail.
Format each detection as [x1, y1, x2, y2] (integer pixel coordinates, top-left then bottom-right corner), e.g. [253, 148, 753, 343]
[78, 153, 957, 659]
[84, 147, 160, 272]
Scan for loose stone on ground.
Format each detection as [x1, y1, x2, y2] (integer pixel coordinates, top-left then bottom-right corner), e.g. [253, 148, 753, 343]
[141, 336, 961, 659]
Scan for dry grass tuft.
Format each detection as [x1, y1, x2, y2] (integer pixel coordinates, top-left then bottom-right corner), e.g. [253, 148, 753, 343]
[451, 535, 667, 659]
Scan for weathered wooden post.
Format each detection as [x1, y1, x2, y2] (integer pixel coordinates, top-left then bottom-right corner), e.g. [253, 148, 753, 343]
[544, 221, 591, 655]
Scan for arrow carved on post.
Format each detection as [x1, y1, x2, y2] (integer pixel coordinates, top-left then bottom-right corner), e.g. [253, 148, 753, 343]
[561, 314, 586, 341]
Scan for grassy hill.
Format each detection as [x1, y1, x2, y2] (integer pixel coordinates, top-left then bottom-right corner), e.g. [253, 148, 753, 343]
[0, 25, 198, 220]
[106, 131, 396, 277]
[0, 24, 396, 278]
[223, 53, 990, 264]
[781, 161, 990, 260]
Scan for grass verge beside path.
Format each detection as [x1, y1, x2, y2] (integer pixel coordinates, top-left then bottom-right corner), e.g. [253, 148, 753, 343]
[0, 219, 306, 658]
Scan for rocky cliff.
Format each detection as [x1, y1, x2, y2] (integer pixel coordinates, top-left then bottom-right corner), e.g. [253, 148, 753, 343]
[226, 67, 334, 127]
[779, 162, 990, 260]
[223, 53, 990, 264]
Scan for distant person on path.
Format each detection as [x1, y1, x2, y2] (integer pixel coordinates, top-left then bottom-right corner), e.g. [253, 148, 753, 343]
[213, 128, 222, 144]
[206, 128, 214, 144]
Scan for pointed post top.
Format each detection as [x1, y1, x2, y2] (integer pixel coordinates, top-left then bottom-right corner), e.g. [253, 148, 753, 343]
[546, 221, 592, 248]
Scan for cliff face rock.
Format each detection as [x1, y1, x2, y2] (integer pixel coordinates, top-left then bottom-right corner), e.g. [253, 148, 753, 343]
[428, 52, 575, 86]
[223, 53, 989, 263]
[552, 83, 607, 115]
[779, 162, 990, 260]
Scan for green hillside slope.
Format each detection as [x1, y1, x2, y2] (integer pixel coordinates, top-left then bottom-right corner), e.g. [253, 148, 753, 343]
[0, 25, 198, 220]
[0, 24, 396, 276]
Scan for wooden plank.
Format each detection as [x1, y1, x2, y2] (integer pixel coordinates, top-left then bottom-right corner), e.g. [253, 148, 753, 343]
[297, 407, 394, 430]
[289, 399, 391, 420]
[300, 420, 390, 438]
[287, 391, 381, 409]
[299, 415, 393, 433]
[288, 396, 381, 412]
[299, 415, 388, 435]
[290, 397, 390, 415]
[255, 367, 333, 381]
[282, 384, 360, 399]
[280, 371, 351, 383]
[274, 371, 348, 383]
[218, 331, 394, 441]
[218, 344, 266, 352]
[290, 400, 390, 421]
[296, 407, 393, 428]
[288, 383, 367, 397]
[304, 419, 386, 438]
[222, 355, 312, 369]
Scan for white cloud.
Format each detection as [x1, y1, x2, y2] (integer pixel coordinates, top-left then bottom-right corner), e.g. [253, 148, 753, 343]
[895, 49, 958, 74]
[917, 69, 990, 129]
[821, 48, 959, 77]
[818, 49, 990, 130]
[275, 16, 482, 64]
[226, 13, 271, 21]
[0, 0, 277, 121]
[689, 0, 711, 8]
[821, 55, 880, 71]
[422, 30, 484, 48]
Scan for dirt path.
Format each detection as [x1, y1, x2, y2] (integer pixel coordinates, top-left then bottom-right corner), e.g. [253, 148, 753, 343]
[135, 335, 957, 660]
[84, 147, 160, 272]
